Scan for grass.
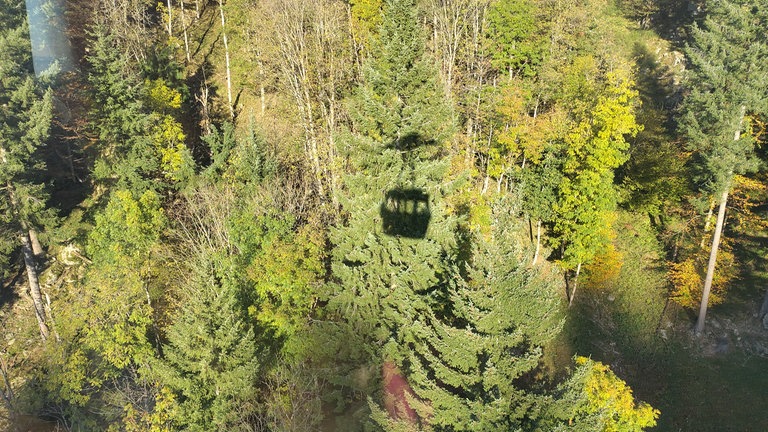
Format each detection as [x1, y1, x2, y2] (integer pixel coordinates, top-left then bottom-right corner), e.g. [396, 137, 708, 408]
[545, 210, 768, 431]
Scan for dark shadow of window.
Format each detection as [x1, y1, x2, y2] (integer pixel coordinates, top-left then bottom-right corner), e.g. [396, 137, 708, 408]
[380, 188, 431, 239]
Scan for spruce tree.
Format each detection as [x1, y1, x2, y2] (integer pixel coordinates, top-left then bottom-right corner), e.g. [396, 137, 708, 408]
[154, 252, 261, 431]
[0, 2, 55, 339]
[322, 0, 457, 424]
[400, 199, 564, 430]
[325, 1, 563, 429]
[679, 0, 768, 333]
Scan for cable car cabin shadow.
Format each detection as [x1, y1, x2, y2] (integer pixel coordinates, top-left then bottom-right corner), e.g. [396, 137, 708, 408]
[380, 188, 431, 239]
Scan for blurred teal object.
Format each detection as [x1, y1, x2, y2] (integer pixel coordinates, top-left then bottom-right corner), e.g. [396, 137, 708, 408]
[25, 0, 73, 76]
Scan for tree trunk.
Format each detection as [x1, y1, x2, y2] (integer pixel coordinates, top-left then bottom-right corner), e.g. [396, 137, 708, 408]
[0, 355, 15, 428]
[257, 52, 266, 116]
[695, 106, 745, 335]
[7, 183, 49, 341]
[166, 0, 173, 36]
[759, 286, 768, 322]
[569, 262, 582, 307]
[695, 188, 729, 335]
[180, 0, 191, 63]
[20, 229, 49, 340]
[218, 0, 234, 119]
[532, 220, 542, 265]
[28, 228, 44, 259]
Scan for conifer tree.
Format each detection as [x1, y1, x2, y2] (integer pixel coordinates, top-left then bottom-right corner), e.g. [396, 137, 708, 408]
[400, 199, 564, 430]
[154, 252, 261, 431]
[0, 4, 55, 339]
[326, 1, 564, 429]
[322, 0, 458, 424]
[680, 0, 768, 333]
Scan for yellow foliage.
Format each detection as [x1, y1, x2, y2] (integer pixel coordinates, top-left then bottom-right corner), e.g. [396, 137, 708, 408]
[576, 356, 659, 431]
[669, 244, 736, 309]
[584, 240, 624, 288]
[145, 79, 182, 111]
[152, 115, 191, 181]
[730, 174, 768, 232]
[122, 386, 178, 432]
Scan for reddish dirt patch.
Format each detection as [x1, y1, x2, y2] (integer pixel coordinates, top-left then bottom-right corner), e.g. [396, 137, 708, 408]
[382, 361, 419, 424]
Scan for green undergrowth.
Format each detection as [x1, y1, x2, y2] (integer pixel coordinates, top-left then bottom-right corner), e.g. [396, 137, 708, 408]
[544, 210, 768, 431]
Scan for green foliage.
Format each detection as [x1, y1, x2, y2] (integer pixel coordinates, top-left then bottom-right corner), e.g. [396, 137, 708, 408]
[553, 61, 641, 269]
[680, 0, 768, 195]
[350, 0, 453, 146]
[401, 199, 564, 430]
[88, 26, 193, 191]
[153, 252, 261, 431]
[248, 222, 325, 340]
[0, 10, 55, 276]
[485, 0, 545, 78]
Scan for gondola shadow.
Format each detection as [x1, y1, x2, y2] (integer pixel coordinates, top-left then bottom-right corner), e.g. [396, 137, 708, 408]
[380, 188, 431, 239]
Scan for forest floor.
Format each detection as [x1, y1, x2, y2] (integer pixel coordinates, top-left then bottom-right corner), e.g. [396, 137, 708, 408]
[547, 211, 768, 432]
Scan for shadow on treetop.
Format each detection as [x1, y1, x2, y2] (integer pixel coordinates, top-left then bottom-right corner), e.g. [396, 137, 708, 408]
[380, 133, 434, 239]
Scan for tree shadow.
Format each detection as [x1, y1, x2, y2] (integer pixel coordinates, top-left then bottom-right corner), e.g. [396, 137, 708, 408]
[551, 213, 768, 432]
[0, 264, 24, 311]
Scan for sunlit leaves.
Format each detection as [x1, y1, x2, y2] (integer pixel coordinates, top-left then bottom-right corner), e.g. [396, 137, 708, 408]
[485, 0, 544, 78]
[551, 357, 659, 431]
[553, 62, 641, 269]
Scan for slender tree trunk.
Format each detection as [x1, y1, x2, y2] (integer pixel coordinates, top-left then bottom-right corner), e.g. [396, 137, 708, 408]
[20, 229, 49, 340]
[532, 220, 542, 265]
[695, 188, 729, 334]
[569, 262, 582, 307]
[0, 355, 15, 428]
[218, 0, 234, 119]
[695, 106, 745, 335]
[194, 0, 200, 19]
[257, 52, 266, 116]
[759, 286, 768, 322]
[7, 184, 49, 340]
[166, 0, 173, 36]
[43, 292, 61, 342]
[180, 0, 191, 63]
[700, 198, 715, 248]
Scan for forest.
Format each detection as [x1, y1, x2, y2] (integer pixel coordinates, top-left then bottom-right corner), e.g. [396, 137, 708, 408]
[1, 0, 767, 430]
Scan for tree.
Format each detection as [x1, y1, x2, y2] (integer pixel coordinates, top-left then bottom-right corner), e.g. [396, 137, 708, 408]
[0, 7, 55, 340]
[545, 357, 659, 431]
[399, 199, 564, 430]
[88, 26, 192, 191]
[320, 0, 459, 426]
[679, 0, 768, 333]
[154, 253, 261, 431]
[260, 0, 353, 202]
[484, 0, 544, 79]
[152, 185, 265, 431]
[551, 58, 641, 305]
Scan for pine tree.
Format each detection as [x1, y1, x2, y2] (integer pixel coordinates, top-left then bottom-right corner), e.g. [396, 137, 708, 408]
[154, 252, 261, 431]
[679, 0, 768, 333]
[401, 199, 564, 430]
[321, 0, 458, 425]
[0, 3, 55, 339]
